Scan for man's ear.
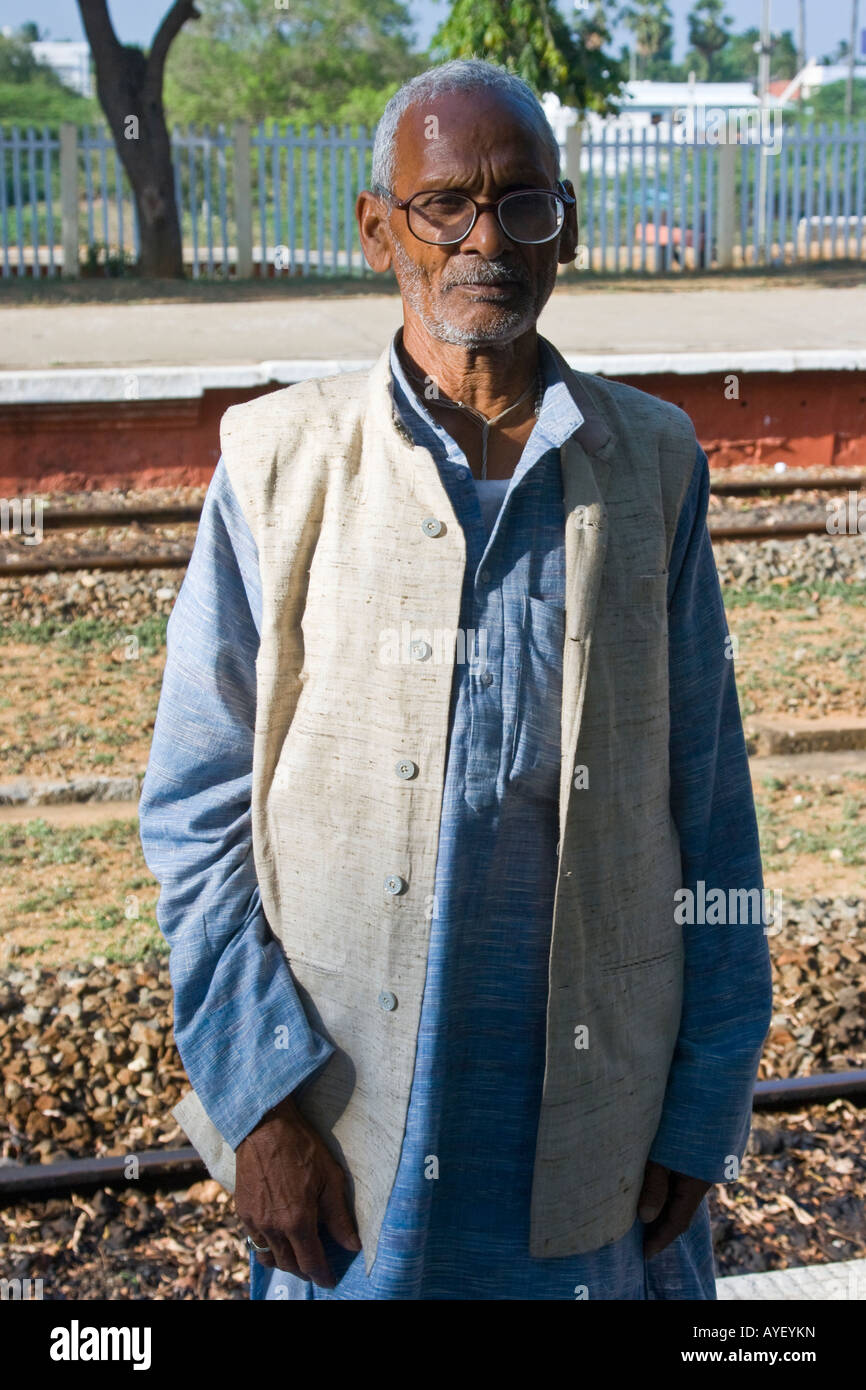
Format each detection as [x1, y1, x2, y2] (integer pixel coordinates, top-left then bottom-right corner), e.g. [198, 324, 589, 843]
[558, 178, 579, 265]
[356, 190, 394, 273]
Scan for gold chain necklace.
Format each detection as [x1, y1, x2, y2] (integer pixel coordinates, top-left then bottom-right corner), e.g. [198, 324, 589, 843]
[401, 359, 544, 481]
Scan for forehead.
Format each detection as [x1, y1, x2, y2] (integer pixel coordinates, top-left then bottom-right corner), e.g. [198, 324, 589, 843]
[392, 89, 554, 189]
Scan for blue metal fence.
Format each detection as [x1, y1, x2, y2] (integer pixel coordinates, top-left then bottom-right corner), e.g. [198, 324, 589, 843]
[1, 117, 865, 278]
[576, 118, 866, 270]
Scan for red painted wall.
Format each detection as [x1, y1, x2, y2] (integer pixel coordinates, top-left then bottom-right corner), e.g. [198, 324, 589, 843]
[1, 372, 863, 494]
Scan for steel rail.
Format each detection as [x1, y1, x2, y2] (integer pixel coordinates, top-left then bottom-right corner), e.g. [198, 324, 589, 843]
[0, 551, 194, 574]
[36, 506, 202, 529]
[2, 520, 862, 577]
[709, 520, 847, 541]
[1, 1071, 864, 1203]
[710, 473, 866, 496]
[13, 475, 866, 534]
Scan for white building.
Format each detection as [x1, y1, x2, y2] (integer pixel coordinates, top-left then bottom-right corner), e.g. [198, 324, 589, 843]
[544, 80, 772, 141]
[778, 59, 866, 103]
[544, 79, 787, 173]
[29, 40, 93, 98]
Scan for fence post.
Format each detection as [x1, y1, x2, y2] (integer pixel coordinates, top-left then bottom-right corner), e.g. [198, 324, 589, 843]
[233, 119, 253, 278]
[716, 137, 736, 269]
[59, 122, 79, 278]
[565, 117, 582, 203]
[565, 117, 583, 267]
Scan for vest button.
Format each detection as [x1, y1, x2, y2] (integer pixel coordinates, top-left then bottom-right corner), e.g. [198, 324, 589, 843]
[421, 517, 443, 537]
[411, 639, 432, 661]
[384, 874, 407, 895]
[378, 991, 397, 1012]
[395, 759, 418, 779]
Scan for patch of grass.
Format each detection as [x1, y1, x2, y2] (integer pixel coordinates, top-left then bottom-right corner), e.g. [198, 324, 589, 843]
[0, 615, 167, 652]
[0, 817, 139, 867]
[0, 271, 400, 306]
[756, 793, 866, 870]
[12, 883, 78, 914]
[104, 930, 169, 964]
[722, 581, 866, 610]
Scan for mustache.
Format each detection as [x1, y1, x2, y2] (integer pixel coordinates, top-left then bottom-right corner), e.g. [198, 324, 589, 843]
[442, 263, 529, 289]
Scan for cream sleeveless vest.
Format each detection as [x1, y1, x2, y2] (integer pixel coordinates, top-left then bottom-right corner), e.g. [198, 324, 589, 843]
[173, 335, 697, 1275]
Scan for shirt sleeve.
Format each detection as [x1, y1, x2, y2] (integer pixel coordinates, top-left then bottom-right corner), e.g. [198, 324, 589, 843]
[647, 443, 774, 1183]
[138, 456, 335, 1150]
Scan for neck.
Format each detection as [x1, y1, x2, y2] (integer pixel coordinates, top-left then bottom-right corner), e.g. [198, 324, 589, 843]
[397, 322, 541, 418]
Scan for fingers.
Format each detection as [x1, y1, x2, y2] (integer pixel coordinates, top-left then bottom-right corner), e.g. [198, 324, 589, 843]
[261, 1225, 307, 1282]
[281, 1216, 335, 1289]
[637, 1159, 669, 1225]
[247, 1231, 276, 1270]
[643, 1176, 706, 1260]
[319, 1173, 363, 1253]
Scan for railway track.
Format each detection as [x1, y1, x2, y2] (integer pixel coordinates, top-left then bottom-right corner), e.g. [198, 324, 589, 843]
[2, 1069, 864, 1204]
[17, 473, 866, 530]
[2, 476, 865, 575]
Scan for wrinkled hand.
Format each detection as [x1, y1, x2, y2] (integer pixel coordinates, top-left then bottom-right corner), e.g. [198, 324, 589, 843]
[638, 1159, 712, 1260]
[235, 1093, 361, 1289]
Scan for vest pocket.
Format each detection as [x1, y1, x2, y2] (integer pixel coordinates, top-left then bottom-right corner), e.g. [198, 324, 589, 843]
[507, 594, 565, 801]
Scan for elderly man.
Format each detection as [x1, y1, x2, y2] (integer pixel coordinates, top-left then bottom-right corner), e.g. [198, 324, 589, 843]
[139, 57, 773, 1301]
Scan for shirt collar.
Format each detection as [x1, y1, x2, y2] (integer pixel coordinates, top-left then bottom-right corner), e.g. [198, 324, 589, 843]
[388, 327, 583, 455]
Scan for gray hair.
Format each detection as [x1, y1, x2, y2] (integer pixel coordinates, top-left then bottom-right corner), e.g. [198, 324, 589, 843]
[370, 58, 561, 197]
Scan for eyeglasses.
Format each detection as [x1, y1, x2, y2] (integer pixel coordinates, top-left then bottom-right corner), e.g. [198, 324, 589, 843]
[375, 181, 575, 246]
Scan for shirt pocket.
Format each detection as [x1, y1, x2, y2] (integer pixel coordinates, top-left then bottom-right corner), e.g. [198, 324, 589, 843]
[507, 594, 565, 802]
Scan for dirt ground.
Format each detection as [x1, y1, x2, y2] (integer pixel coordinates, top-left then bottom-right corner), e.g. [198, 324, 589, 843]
[0, 573, 863, 963]
[728, 590, 866, 725]
[0, 641, 164, 781]
[0, 259, 862, 307]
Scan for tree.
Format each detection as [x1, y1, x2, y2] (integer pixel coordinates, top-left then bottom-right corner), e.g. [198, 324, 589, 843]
[573, 1, 627, 109]
[0, 28, 98, 122]
[0, 30, 42, 83]
[686, 0, 733, 80]
[796, 77, 866, 122]
[162, 0, 422, 129]
[715, 27, 799, 83]
[618, 0, 674, 80]
[76, 1, 201, 278]
[429, 0, 624, 113]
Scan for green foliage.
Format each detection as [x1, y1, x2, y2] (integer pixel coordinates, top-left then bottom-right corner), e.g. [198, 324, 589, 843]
[795, 80, 866, 124]
[618, 0, 674, 80]
[162, 0, 423, 129]
[713, 27, 799, 83]
[429, 0, 623, 113]
[686, 0, 734, 80]
[0, 31, 99, 124]
[0, 80, 98, 125]
[0, 32, 43, 84]
[80, 240, 139, 278]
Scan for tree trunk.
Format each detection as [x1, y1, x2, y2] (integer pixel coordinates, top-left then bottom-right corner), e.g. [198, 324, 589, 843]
[77, 1, 199, 279]
[108, 102, 184, 278]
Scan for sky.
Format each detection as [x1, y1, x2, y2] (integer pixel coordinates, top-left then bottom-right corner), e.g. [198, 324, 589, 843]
[1, 0, 858, 68]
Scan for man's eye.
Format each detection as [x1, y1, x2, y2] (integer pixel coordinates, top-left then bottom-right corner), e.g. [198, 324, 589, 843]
[424, 195, 467, 212]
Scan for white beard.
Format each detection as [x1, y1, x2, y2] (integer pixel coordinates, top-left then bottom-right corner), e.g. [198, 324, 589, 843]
[390, 235, 556, 348]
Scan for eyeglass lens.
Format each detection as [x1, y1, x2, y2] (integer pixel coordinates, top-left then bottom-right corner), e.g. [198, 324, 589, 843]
[408, 191, 563, 244]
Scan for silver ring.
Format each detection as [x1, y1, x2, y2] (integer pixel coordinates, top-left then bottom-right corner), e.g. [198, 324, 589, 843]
[246, 1234, 271, 1254]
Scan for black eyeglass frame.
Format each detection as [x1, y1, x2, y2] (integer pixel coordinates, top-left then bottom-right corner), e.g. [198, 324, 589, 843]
[374, 180, 576, 245]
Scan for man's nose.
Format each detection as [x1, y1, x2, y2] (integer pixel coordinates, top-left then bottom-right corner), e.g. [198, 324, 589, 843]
[459, 206, 513, 257]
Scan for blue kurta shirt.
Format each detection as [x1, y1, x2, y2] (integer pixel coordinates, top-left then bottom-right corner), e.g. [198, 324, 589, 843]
[139, 332, 772, 1301]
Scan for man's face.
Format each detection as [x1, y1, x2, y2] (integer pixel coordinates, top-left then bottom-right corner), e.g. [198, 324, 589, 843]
[370, 91, 577, 349]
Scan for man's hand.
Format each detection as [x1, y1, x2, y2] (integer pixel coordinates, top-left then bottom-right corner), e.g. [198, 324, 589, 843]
[638, 1159, 712, 1260]
[235, 1093, 362, 1289]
